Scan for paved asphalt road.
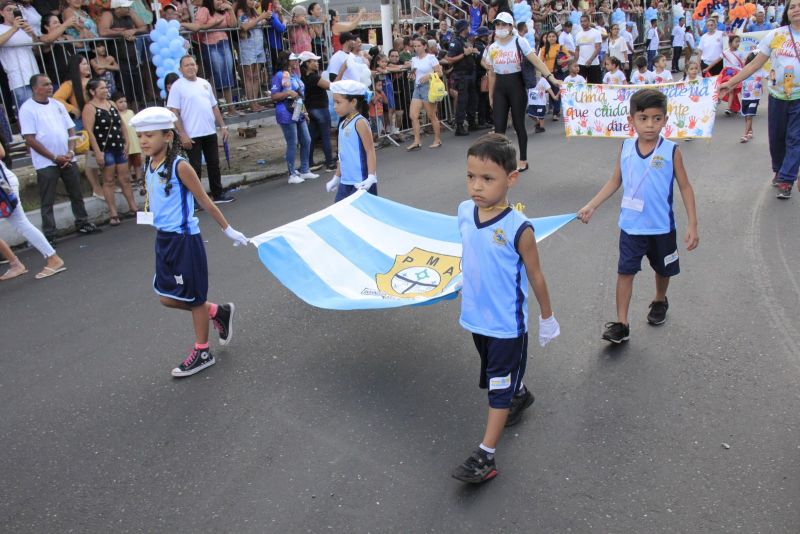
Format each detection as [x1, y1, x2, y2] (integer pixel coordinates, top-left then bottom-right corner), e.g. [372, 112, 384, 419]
[2, 111, 799, 533]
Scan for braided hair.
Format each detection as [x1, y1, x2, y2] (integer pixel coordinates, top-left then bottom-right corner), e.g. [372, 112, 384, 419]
[144, 130, 184, 197]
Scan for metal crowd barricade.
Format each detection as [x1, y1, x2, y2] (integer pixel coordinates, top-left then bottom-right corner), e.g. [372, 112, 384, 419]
[369, 67, 454, 148]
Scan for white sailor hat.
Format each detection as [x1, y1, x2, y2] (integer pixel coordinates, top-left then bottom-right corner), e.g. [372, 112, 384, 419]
[129, 106, 178, 132]
[330, 80, 368, 96]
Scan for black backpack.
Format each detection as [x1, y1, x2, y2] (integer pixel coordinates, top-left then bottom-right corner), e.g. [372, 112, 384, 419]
[516, 37, 538, 89]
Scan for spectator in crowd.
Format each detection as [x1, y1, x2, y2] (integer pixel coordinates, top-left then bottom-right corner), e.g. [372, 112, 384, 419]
[469, 0, 487, 34]
[539, 30, 571, 119]
[327, 31, 360, 82]
[327, 7, 364, 53]
[19, 74, 101, 241]
[83, 77, 137, 225]
[671, 16, 686, 73]
[0, 137, 66, 280]
[98, 0, 148, 108]
[575, 14, 602, 83]
[746, 10, 775, 31]
[17, 0, 41, 35]
[558, 20, 575, 53]
[264, 0, 285, 70]
[289, 4, 312, 54]
[698, 16, 724, 76]
[236, 0, 269, 112]
[306, 2, 326, 57]
[270, 51, 317, 183]
[39, 13, 77, 87]
[299, 51, 335, 172]
[405, 37, 443, 151]
[438, 19, 452, 49]
[168, 55, 235, 203]
[182, 0, 237, 115]
[54, 54, 105, 198]
[0, 1, 40, 110]
[442, 19, 478, 136]
[90, 40, 120, 94]
[62, 0, 99, 42]
[161, 0, 191, 21]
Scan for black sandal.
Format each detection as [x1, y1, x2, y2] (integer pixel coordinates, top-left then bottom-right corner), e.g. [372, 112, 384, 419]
[517, 163, 529, 172]
[109, 216, 121, 226]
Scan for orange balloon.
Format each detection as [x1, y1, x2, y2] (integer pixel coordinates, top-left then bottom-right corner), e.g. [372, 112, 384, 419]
[745, 3, 756, 14]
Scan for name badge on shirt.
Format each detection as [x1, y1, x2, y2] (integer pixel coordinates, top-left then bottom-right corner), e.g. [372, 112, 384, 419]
[136, 211, 154, 225]
[621, 196, 644, 212]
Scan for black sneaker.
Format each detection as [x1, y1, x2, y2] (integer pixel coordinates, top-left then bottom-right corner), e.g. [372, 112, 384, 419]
[213, 193, 236, 204]
[310, 163, 324, 172]
[211, 302, 235, 346]
[602, 322, 630, 344]
[647, 297, 669, 325]
[78, 222, 102, 234]
[776, 182, 792, 199]
[535, 125, 546, 133]
[171, 347, 215, 377]
[451, 449, 497, 484]
[505, 388, 535, 427]
[325, 163, 337, 171]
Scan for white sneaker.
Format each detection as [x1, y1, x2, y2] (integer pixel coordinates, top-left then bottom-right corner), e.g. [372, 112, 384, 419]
[298, 172, 319, 180]
[288, 174, 305, 184]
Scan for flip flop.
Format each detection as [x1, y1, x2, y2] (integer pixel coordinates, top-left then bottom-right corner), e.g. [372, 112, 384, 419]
[0, 265, 28, 281]
[740, 135, 749, 143]
[429, 142, 442, 149]
[109, 216, 121, 226]
[517, 163, 529, 172]
[406, 143, 421, 151]
[35, 265, 66, 280]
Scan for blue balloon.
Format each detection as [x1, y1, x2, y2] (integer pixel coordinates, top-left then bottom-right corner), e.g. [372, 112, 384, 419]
[157, 78, 165, 90]
[157, 35, 169, 47]
[166, 27, 179, 39]
[169, 38, 183, 54]
[149, 42, 160, 55]
[160, 89, 167, 99]
[163, 58, 176, 70]
[168, 19, 180, 30]
[155, 18, 168, 32]
[156, 66, 166, 77]
[152, 54, 163, 66]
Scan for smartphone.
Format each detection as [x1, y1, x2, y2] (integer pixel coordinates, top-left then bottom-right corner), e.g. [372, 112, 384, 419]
[12, 8, 22, 18]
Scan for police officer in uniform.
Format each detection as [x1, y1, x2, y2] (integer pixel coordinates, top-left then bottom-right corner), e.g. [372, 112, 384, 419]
[444, 19, 478, 136]
[473, 26, 492, 129]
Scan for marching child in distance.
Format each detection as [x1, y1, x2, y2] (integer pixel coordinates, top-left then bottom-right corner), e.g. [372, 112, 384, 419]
[577, 89, 699, 344]
[326, 80, 378, 202]
[451, 133, 560, 484]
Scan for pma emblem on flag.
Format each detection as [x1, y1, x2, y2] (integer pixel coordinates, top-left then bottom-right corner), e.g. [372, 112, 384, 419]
[376, 247, 461, 298]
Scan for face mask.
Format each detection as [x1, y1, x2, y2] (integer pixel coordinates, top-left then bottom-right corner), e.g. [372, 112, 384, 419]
[495, 28, 510, 37]
[556, 3, 562, 8]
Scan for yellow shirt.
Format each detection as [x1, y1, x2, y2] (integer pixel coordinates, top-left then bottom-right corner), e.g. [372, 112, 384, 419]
[119, 109, 141, 155]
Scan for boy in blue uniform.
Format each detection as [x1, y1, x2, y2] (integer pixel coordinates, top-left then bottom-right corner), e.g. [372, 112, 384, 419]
[451, 134, 560, 484]
[577, 89, 699, 343]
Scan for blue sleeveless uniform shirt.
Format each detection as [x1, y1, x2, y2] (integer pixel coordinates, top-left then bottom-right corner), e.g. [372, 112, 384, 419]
[146, 156, 200, 235]
[619, 136, 677, 235]
[338, 114, 369, 185]
[458, 200, 533, 338]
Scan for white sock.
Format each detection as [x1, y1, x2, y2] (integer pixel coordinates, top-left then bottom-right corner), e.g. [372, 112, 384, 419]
[479, 443, 496, 457]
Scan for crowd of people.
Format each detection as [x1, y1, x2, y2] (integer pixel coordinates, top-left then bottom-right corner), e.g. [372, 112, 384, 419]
[0, 0, 798, 282]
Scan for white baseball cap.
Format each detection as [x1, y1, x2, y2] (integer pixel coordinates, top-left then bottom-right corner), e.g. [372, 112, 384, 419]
[110, 0, 133, 8]
[494, 12, 514, 26]
[298, 51, 321, 63]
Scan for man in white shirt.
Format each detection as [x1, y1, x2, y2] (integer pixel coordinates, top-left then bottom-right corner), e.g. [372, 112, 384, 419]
[167, 56, 235, 203]
[558, 20, 576, 53]
[19, 74, 100, 241]
[327, 31, 360, 82]
[0, 1, 40, 110]
[622, 21, 635, 75]
[575, 15, 602, 83]
[671, 17, 686, 72]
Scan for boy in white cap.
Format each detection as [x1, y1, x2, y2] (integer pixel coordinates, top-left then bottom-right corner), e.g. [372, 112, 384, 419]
[129, 107, 248, 378]
[325, 80, 378, 202]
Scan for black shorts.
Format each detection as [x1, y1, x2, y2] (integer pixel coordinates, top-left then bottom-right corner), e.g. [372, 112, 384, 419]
[153, 231, 208, 306]
[741, 99, 760, 117]
[527, 105, 546, 118]
[618, 229, 680, 277]
[472, 332, 528, 409]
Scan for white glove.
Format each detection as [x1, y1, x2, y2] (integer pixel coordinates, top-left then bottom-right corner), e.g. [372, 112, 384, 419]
[325, 175, 340, 193]
[223, 225, 249, 246]
[355, 174, 377, 191]
[538, 315, 560, 347]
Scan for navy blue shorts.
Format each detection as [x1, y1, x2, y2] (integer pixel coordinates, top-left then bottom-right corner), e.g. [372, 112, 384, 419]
[334, 182, 378, 203]
[527, 105, 546, 119]
[472, 333, 528, 409]
[153, 231, 208, 306]
[618, 229, 680, 277]
[741, 99, 759, 117]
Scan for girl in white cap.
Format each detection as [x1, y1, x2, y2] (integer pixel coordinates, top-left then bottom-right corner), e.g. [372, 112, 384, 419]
[325, 80, 378, 202]
[129, 106, 248, 378]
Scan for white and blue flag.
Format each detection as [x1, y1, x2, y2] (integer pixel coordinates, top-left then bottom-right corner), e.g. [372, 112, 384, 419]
[250, 191, 575, 310]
